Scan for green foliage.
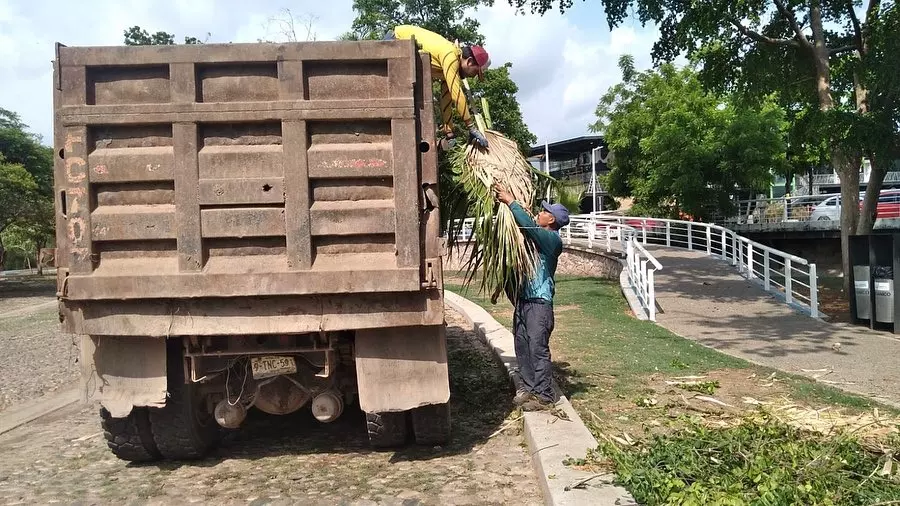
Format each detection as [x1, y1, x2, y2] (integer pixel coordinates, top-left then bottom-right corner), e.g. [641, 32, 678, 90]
[678, 380, 720, 395]
[469, 63, 537, 154]
[603, 414, 900, 506]
[591, 61, 788, 220]
[348, 0, 488, 43]
[0, 108, 52, 195]
[0, 155, 38, 233]
[0, 109, 54, 269]
[123, 26, 204, 45]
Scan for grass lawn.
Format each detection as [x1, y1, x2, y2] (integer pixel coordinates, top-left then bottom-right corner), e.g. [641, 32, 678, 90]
[446, 275, 900, 505]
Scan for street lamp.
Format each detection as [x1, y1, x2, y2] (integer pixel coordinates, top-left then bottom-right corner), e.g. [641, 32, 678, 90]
[591, 146, 603, 214]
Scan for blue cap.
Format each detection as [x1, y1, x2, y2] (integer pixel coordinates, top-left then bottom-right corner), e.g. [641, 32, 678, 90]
[541, 201, 570, 228]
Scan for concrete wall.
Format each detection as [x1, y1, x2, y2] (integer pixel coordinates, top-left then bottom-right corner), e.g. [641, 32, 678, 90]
[443, 242, 622, 281]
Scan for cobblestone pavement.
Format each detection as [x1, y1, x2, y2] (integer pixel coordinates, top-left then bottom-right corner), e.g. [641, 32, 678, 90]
[0, 309, 542, 505]
[0, 277, 78, 413]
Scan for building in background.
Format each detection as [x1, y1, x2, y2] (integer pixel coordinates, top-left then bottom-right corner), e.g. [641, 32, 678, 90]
[526, 135, 613, 214]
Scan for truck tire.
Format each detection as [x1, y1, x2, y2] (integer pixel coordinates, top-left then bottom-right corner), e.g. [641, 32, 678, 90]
[411, 403, 451, 446]
[100, 407, 161, 462]
[148, 340, 220, 460]
[366, 411, 408, 448]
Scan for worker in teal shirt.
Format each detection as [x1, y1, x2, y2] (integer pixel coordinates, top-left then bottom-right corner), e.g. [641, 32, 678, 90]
[494, 184, 569, 411]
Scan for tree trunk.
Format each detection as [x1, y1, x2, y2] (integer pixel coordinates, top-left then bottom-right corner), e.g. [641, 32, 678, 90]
[836, 151, 861, 294]
[858, 154, 885, 234]
[809, 4, 834, 109]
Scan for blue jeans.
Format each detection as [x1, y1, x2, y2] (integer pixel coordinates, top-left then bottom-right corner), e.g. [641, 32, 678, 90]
[513, 299, 555, 402]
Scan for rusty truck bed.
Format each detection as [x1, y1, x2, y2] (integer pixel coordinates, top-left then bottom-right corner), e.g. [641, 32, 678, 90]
[53, 41, 443, 336]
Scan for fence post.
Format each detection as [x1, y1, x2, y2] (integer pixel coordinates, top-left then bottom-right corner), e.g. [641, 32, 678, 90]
[666, 221, 671, 247]
[721, 229, 727, 260]
[783, 196, 789, 222]
[746, 242, 754, 279]
[588, 217, 594, 249]
[809, 263, 818, 317]
[642, 219, 648, 244]
[605, 225, 611, 253]
[565, 223, 571, 245]
[785, 258, 793, 304]
[648, 269, 656, 321]
[731, 234, 737, 266]
[706, 226, 712, 256]
[763, 250, 770, 290]
[687, 223, 693, 250]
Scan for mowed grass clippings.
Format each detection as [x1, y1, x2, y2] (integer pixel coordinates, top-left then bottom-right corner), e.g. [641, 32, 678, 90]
[446, 274, 900, 504]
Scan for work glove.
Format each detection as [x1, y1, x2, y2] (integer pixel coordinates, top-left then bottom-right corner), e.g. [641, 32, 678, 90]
[469, 127, 489, 149]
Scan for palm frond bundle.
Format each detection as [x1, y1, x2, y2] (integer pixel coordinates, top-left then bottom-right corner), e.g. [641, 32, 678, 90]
[445, 130, 544, 301]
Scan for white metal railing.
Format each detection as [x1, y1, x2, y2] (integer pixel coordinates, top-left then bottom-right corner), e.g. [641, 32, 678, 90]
[626, 237, 663, 321]
[581, 215, 819, 318]
[716, 188, 900, 226]
[447, 211, 820, 320]
[447, 214, 664, 321]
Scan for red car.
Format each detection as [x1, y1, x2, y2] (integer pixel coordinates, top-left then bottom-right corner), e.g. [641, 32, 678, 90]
[873, 190, 900, 220]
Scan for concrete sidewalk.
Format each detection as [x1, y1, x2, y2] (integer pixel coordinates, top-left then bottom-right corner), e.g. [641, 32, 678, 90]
[648, 247, 900, 408]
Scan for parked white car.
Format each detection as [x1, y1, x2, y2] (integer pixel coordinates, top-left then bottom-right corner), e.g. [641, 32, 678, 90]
[810, 195, 841, 221]
[810, 193, 867, 221]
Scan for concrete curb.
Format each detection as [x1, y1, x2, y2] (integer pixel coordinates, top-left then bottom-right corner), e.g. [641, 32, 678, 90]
[0, 388, 80, 435]
[444, 291, 637, 506]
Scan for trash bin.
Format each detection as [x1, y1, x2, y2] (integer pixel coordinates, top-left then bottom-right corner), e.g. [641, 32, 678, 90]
[854, 265, 871, 320]
[874, 266, 895, 323]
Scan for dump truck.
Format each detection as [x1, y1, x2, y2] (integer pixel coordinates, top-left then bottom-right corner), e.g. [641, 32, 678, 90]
[51, 39, 449, 461]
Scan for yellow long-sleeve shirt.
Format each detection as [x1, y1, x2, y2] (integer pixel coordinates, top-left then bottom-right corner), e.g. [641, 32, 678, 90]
[392, 25, 474, 133]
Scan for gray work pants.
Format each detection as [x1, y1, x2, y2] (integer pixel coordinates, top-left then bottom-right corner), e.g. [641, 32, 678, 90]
[513, 299, 555, 402]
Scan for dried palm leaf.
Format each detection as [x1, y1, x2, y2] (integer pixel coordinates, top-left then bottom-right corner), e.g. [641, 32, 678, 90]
[445, 130, 545, 301]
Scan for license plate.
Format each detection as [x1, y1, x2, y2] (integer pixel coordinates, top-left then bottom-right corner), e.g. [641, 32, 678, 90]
[250, 356, 297, 379]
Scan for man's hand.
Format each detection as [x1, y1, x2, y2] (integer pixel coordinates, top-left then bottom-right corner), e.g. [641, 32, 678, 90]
[469, 127, 489, 148]
[493, 183, 514, 205]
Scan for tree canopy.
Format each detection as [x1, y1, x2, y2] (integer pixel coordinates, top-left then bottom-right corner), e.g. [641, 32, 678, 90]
[507, 0, 897, 288]
[0, 108, 54, 270]
[469, 63, 537, 154]
[592, 59, 789, 220]
[348, 0, 488, 43]
[123, 26, 205, 45]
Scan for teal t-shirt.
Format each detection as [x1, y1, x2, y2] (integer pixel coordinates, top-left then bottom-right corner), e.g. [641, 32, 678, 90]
[510, 202, 563, 302]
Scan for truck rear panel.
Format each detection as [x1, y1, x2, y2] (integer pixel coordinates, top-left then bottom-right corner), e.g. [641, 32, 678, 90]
[53, 41, 443, 336]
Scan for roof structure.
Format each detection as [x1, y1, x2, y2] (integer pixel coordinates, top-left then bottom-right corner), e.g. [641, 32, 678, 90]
[526, 135, 606, 160]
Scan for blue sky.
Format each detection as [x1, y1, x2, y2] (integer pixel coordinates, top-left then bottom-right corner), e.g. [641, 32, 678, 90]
[0, 0, 662, 147]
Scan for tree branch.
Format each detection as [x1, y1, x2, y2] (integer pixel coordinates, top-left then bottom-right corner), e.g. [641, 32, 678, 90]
[726, 17, 800, 48]
[860, 0, 882, 55]
[774, 0, 812, 48]
[847, 0, 863, 44]
[829, 45, 858, 55]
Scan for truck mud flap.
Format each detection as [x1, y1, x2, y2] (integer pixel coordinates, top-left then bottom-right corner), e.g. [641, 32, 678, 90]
[354, 325, 450, 413]
[81, 335, 167, 418]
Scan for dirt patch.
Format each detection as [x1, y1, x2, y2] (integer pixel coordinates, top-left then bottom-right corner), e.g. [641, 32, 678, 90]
[818, 284, 852, 324]
[574, 368, 794, 441]
[0, 293, 77, 413]
[0, 276, 56, 316]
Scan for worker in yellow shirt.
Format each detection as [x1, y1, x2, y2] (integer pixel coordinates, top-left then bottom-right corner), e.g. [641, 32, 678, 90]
[385, 25, 491, 149]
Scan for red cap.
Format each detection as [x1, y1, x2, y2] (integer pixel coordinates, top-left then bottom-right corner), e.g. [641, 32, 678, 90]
[469, 45, 491, 78]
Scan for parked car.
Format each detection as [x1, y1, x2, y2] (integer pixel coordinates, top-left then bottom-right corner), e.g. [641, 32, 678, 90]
[810, 195, 842, 221]
[873, 190, 900, 219]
